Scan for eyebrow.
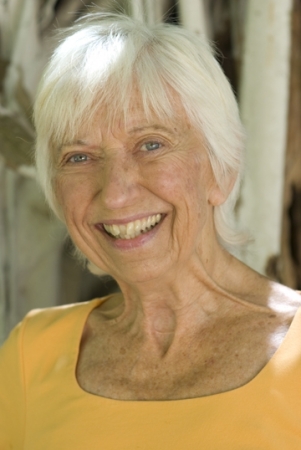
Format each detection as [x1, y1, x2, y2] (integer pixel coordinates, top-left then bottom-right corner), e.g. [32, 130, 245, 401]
[58, 124, 176, 152]
[128, 124, 175, 135]
[61, 139, 88, 147]
[58, 140, 90, 153]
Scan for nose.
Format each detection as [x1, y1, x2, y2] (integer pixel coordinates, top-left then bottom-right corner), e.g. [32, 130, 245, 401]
[100, 155, 140, 210]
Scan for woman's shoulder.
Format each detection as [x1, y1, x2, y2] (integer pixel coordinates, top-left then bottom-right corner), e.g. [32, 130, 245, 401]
[265, 282, 301, 316]
[1, 298, 107, 357]
[237, 262, 301, 316]
[26, 299, 99, 325]
[0, 298, 111, 389]
[20, 299, 100, 337]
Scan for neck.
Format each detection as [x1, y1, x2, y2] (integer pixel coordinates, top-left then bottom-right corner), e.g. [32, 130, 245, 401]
[108, 241, 260, 355]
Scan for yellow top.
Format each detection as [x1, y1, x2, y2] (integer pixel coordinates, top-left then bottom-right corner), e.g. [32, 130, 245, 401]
[1, 297, 301, 450]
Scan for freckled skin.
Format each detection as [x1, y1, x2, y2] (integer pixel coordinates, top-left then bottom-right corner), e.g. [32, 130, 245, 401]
[55, 99, 221, 285]
[55, 95, 301, 400]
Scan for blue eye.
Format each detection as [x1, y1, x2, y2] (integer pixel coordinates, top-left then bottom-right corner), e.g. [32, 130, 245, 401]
[141, 141, 162, 152]
[68, 154, 89, 163]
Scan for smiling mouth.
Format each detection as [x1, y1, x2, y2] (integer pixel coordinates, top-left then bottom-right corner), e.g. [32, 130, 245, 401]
[103, 214, 162, 240]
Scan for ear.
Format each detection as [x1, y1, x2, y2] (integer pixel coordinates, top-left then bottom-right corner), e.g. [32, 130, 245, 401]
[208, 171, 237, 206]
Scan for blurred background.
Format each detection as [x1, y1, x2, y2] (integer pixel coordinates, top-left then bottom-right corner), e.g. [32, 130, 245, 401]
[0, 0, 300, 342]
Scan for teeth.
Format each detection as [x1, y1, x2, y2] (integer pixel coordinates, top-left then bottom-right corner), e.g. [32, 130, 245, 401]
[119, 224, 126, 234]
[126, 222, 134, 235]
[112, 224, 120, 237]
[141, 220, 147, 232]
[103, 214, 162, 239]
[151, 215, 156, 226]
[134, 220, 141, 236]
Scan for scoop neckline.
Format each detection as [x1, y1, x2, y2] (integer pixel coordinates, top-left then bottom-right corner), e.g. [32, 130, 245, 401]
[70, 296, 301, 404]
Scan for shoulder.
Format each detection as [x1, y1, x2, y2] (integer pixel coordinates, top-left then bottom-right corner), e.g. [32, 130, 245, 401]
[267, 282, 301, 316]
[1, 298, 105, 362]
[21, 298, 109, 350]
[0, 298, 109, 390]
[22, 300, 97, 335]
[225, 259, 301, 317]
[241, 265, 301, 316]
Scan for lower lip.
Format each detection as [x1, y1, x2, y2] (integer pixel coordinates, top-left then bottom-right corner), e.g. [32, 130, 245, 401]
[95, 216, 165, 250]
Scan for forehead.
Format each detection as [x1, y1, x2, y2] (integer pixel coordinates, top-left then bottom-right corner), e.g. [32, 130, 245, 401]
[79, 90, 191, 140]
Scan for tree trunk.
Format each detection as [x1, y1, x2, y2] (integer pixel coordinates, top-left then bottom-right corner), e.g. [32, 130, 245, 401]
[237, 0, 293, 276]
[280, 0, 301, 289]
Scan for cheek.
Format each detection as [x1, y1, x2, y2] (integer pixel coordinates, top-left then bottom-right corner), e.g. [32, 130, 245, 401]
[149, 152, 210, 207]
[54, 175, 94, 221]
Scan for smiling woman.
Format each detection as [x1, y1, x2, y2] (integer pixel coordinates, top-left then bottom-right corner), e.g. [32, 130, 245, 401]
[1, 12, 301, 450]
[34, 14, 244, 248]
[54, 95, 220, 282]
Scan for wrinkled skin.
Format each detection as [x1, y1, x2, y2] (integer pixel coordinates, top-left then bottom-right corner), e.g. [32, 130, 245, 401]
[54, 98, 301, 400]
[55, 104, 227, 286]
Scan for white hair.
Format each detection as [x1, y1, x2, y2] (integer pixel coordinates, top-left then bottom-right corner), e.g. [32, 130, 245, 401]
[34, 13, 245, 247]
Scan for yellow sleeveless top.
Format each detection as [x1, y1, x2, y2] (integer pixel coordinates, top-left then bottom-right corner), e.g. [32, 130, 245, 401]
[1, 297, 301, 449]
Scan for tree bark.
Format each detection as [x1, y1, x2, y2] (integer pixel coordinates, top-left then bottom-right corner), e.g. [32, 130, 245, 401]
[279, 0, 301, 288]
[237, 0, 293, 276]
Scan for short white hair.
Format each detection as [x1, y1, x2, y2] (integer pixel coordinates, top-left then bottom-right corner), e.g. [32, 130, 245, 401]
[34, 13, 245, 247]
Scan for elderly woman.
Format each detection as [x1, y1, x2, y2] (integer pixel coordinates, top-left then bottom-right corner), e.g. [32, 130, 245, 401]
[1, 13, 301, 449]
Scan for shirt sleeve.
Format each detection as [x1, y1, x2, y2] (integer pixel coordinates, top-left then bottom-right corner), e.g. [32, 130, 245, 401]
[0, 323, 26, 450]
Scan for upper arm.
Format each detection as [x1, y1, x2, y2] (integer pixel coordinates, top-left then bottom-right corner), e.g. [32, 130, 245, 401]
[0, 323, 26, 449]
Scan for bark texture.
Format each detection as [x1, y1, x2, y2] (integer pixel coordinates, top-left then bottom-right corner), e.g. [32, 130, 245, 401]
[277, 0, 301, 289]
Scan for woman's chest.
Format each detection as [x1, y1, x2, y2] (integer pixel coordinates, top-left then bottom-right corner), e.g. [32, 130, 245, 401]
[75, 312, 290, 400]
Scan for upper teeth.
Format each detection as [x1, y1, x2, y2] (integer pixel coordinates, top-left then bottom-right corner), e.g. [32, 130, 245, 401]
[103, 214, 162, 239]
